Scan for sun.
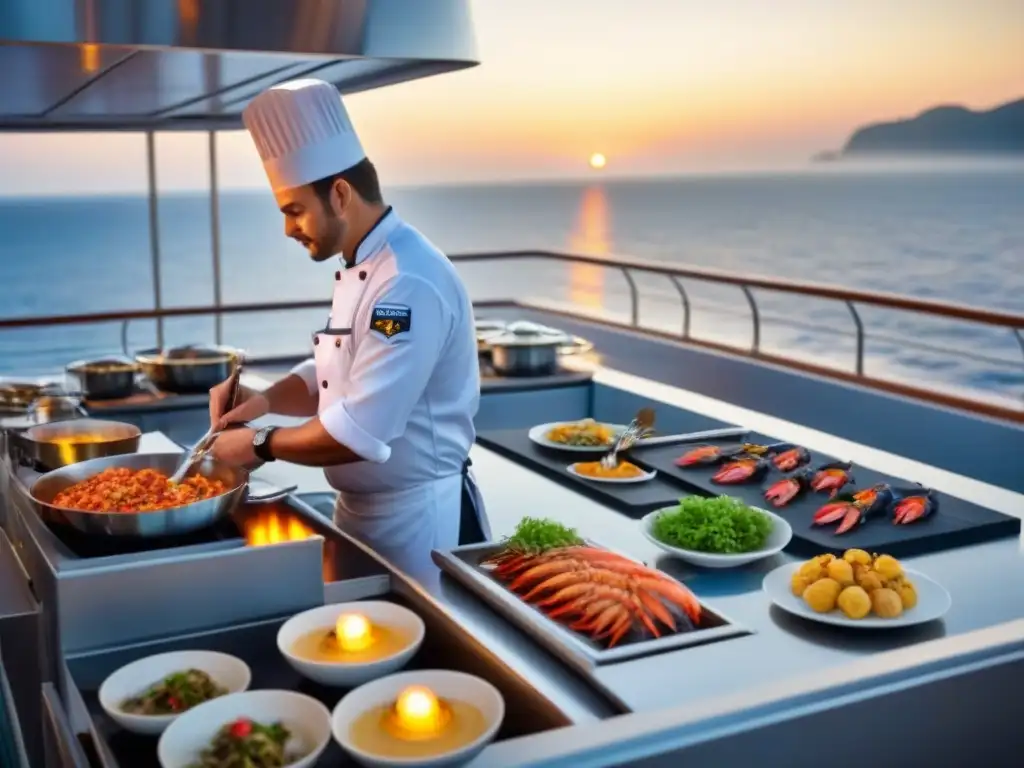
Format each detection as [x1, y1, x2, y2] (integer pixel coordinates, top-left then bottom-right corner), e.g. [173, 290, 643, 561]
[588, 152, 607, 170]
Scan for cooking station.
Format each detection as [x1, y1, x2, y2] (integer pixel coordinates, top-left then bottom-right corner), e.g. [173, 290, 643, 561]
[2, 351, 1023, 766]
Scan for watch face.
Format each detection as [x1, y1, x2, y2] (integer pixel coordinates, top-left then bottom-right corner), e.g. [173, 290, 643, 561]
[253, 429, 267, 446]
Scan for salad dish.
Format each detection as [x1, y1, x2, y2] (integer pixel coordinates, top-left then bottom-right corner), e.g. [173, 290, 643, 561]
[157, 690, 331, 768]
[763, 550, 952, 628]
[98, 651, 251, 736]
[642, 496, 792, 568]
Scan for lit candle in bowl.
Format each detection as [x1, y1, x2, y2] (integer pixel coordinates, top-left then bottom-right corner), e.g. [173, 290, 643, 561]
[387, 685, 452, 740]
[335, 613, 374, 652]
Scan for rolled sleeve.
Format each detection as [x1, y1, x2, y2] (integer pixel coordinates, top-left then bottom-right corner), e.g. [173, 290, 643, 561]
[319, 275, 449, 463]
[289, 358, 318, 395]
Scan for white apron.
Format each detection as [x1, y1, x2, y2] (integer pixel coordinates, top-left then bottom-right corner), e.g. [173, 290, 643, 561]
[312, 263, 489, 591]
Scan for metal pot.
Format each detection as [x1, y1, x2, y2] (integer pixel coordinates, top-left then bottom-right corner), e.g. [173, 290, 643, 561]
[30, 452, 248, 538]
[488, 321, 575, 377]
[0, 381, 51, 412]
[9, 418, 141, 471]
[66, 357, 138, 400]
[134, 344, 242, 394]
[475, 317, 507, 360]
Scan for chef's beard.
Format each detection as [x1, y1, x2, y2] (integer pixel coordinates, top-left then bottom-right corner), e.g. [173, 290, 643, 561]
[302, 215, 346, 262]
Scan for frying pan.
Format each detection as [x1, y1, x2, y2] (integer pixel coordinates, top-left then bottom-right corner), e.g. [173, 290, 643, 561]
[30, 452, 249, 538]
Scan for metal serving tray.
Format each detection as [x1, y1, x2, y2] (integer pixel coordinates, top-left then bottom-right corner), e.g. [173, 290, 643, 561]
[432, 541, 750, 673]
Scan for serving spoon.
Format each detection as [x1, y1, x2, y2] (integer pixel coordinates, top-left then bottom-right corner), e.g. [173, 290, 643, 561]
[601, 407, 656, 469]
[168, 364, 243, 484]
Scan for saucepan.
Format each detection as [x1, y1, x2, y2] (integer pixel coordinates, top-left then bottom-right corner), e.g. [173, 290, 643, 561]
[66, 356, 139, 400]
[30, 452, 250, 538]
[487, 321, 593, 377]
[132, 344, 243, 394]
[9, 417, 142, 471]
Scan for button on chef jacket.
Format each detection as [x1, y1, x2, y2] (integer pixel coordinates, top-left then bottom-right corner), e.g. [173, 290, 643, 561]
[291, 209, 481, 586]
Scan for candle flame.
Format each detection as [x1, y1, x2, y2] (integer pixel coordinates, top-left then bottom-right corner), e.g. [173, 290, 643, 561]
[335, 613, 373, 651]
[391, 685, 450, 738]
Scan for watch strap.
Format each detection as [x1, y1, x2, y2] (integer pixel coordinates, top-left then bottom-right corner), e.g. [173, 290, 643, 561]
[253, 426, 277, 462]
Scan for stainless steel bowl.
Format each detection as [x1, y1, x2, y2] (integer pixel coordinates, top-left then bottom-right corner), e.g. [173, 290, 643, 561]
[10, 417, 141, 470]
[134, 344, 242, 394]
[66, 357, 138, 400]
[30, 452, 249, 538]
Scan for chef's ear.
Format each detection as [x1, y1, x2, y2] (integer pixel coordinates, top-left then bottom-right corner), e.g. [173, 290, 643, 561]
[329, 178, 354, 217]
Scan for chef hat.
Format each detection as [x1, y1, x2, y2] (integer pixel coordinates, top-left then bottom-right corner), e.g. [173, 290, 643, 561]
[242, 78, 366, 193]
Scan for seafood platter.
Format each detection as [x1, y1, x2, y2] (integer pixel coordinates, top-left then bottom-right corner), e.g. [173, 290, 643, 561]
[67, 598, 514, 767]
[763, 549, 952, 629]
[431, 516, 749, 673]
[619, 430, 1020, 559]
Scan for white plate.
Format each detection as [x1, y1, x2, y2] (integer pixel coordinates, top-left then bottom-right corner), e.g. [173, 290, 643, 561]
[527, 421, 629, 452]
[277, 601, 425, 687]
[641, 505, 792, 568]
[567, 462, 657, 484]
[332, 669, 504, 768]
[762, 563, 952, 628]
[158, 690, 331, 768]
[98, 651, 251, 736]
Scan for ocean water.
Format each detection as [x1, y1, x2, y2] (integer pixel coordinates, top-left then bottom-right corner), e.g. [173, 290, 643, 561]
[1, 170, 1022, 408]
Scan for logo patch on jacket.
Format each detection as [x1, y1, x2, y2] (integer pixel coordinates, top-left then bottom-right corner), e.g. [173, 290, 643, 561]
[370, 304, 411, 339]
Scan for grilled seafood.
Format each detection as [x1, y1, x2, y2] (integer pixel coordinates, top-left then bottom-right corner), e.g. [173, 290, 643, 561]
[767, 444, 811, 472]
[891, 487, 938, 525]
[675, 444, 742, 466]
[810, 461, 854, 497]
[711, 457, 769, 485]
[812, 484, 894, 535]
[763, 467, 812, 508]
[483, 546, 702, 648]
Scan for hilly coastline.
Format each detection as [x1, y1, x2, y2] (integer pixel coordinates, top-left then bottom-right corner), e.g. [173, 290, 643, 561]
[815, 97, 1024, 161]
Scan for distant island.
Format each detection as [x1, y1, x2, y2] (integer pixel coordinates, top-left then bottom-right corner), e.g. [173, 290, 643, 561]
[814, 97, 1024, 161]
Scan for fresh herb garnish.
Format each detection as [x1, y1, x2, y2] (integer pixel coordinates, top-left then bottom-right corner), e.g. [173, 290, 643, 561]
[503, 516, 583, 554]
[651, 496, 772, 554]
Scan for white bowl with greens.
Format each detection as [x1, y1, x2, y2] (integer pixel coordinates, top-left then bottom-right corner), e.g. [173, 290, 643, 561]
[641, 496, 792, 568]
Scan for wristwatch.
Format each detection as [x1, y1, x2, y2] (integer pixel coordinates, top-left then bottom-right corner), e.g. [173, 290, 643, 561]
[252, 426, 278, 462]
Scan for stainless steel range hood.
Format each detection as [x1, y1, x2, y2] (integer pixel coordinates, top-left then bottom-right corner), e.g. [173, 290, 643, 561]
[0, 0, 478, 132]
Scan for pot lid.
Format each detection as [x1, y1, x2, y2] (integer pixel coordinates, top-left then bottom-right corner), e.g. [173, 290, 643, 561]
[67, 356, 137, 372]
[489, 320, 573, 347]
[474, 318, 507, 332]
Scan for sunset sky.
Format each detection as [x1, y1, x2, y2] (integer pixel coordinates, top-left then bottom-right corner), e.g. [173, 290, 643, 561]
[1, 0, 1021, 194]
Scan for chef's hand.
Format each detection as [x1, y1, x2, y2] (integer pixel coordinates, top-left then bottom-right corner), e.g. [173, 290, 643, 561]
[209, 379, 269, 431]
[208, 427, 262, 470]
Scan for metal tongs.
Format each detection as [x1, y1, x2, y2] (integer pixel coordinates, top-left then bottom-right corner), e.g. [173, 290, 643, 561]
[601, 407, 656, 469]
[169, 364, 243, 484]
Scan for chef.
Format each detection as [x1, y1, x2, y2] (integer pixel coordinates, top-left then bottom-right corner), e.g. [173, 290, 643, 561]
[208, 78, 489, 589]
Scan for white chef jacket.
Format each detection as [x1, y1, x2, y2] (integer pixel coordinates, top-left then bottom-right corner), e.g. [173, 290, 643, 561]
[289, 209, 483, 587]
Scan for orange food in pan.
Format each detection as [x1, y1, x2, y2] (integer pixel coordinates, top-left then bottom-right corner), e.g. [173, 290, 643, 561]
[51, 467, 228, 513]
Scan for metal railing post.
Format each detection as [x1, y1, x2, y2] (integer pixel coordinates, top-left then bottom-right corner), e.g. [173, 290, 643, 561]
[669, 276, 691, 339]
[846, 300, 865, 376]
[740, 285, 760, 353]
[208, 130, 223, 345]
[621, 268, 639, 326]
[145, 131, 164, 349]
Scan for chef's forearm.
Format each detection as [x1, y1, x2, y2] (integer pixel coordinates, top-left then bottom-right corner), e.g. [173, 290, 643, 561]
[261, 374, 318, 417]
[268, 418, 363, 467]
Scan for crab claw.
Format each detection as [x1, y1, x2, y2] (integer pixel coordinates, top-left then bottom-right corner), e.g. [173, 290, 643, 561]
[763, 467, 811, 508]
[676, 444, 732, 467]
[891, 488, 938, 524]
[711, 457, 768, 485]
[813, 484, 893, 534]
[810, 461, 854, 497]
[764, 443, 811, 472]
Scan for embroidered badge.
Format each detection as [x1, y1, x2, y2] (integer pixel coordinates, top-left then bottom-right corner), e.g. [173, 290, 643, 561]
[370, 304, 412, 339]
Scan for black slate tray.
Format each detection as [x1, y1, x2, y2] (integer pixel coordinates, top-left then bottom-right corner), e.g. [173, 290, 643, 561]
[630, 434, 1021, 558]
[476, 428, 695, 517]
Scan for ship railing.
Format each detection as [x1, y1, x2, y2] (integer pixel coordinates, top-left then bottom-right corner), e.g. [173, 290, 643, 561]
[0, 249, 1021, 422]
